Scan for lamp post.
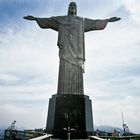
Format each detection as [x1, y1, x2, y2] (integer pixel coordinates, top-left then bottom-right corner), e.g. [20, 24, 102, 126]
[64, 113, 76, 140]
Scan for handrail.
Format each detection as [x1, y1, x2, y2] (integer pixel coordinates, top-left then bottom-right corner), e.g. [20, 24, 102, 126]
[101, 135, 140, 139]
[29, 134, 52, 140]
[89, 136, 105, 140]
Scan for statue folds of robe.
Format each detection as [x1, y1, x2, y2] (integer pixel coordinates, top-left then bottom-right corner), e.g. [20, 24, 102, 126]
[36, 15, 108, 94]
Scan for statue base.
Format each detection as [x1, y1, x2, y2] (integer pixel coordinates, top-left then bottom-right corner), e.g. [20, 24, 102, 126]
[45, 94, 94, 139]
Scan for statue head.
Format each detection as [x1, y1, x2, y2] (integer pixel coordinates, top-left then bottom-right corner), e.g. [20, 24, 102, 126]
[68, 2, 77, 15]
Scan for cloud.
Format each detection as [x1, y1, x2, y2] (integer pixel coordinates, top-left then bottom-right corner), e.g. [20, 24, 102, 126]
[122, 0, 140, 14]
[0, 25, 59, 79]
[93, 96, 140, 133]
[0, 103, 47, 129]
[0, 22, 59, 105]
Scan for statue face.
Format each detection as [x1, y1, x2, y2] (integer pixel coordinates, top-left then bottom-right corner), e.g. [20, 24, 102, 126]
[68, 2, 77, 15]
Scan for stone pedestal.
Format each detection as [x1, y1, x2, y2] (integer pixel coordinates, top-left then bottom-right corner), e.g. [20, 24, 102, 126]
[46, 94, 94, 139]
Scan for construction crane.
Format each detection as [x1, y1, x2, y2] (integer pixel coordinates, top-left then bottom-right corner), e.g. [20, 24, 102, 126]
[121, 109, 131, 135]
[7, 120, 16, 130]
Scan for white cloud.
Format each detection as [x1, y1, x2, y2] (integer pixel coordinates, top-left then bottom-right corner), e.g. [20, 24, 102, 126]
[122, 0, 140, 23]
[0, 73, 19, 82]
[0, 104, 47, 129]
[93, 96, 140, 133]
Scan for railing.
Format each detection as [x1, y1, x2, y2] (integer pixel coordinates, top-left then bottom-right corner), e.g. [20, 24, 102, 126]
[29, 134, 52, 140]
[101, 135, 140, 140]
[90, 135, 140, 140]
[89, 136, 105, 140]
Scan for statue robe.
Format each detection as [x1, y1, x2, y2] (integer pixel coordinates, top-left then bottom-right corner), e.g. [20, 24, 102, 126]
[36, 15, 108, 94]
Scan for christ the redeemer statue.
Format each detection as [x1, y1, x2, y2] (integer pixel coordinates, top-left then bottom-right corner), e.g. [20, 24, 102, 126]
[24, 2, 120, 95]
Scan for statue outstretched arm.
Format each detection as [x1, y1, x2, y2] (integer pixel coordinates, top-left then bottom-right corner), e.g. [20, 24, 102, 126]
[23, 15, 59, 31]
[107, 17, 121, 22]
[23, 15, 37, 20]
[94, 17, 121, 30]
[84, 17, 121, 32]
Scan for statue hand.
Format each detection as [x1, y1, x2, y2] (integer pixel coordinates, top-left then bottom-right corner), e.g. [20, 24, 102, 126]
[108, 17, 121, 22]
[23, 15, 36, 20]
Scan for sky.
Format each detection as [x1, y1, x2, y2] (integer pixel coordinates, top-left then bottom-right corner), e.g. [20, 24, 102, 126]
[0, 0, 140, 134]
